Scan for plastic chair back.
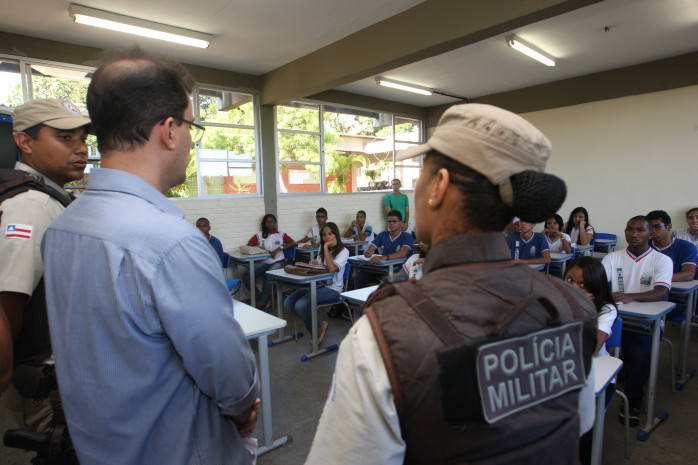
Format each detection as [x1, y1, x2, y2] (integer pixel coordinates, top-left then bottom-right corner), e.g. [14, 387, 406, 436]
[226, 279, 242, 297]
[283, 246, 297, 263]
[606, 316, 622, 357]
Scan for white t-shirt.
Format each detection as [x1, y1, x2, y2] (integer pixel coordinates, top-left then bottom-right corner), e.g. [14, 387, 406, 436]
[601, 248, 673, 295]
[545, 232, 572, 253]
[674, 228, 698, 250]
[596, 303, 618, 357]
[569, 225, 594, 245]
[317, 248, 349, 293]
[350, 222, 375, 243]
[401, 254, 423, 280]
[307, 224, 322, 244]
[250, 231, 290, 264]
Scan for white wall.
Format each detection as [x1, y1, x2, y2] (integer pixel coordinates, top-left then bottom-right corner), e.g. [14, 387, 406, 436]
[173, 190, 416, 252]
[522, 85, 698, 249]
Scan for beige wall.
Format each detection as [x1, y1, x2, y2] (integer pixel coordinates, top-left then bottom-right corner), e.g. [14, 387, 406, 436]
[522, 84, 698, 249]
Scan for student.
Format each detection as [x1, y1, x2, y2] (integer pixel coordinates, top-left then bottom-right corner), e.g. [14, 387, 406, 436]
[355, 210, 413, 288]
[399, 241, 429, 280]
[196, 217, 226, 266]
[674, 207, 698, 250]
[564, 256, 618, 465]
[647, 210, 698, 282]
[543, 214, 572, 254]
[284, 222, 349, 344]
[244, 214, 297, 309]
[565, 207, 595, 246]
[384, 178, 409, 231]
[601, 215, 672, 426]
[299, 207, 328, 248]
[344, 210, 374, 243]
[507, 220, 551, 265]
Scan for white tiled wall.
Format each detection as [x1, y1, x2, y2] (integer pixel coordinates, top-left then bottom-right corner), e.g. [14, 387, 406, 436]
[171, 190, 417, 251]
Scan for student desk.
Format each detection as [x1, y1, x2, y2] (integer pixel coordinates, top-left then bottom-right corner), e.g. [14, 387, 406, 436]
[527, 263, 545, 271]
[233, 300, 289, 455]
[573, 244, 594, 255]
[616, 300, 676, 440]
[341, 239, 368, 256]
[669, 280, 698, 389]
[228, 249, 271, 308]
[348, 256, 407, 279]
[590, 355, 625, 465]
[295, 244, 321, 262]
[341, 285, 379, 306]
[594, 238, 617, 253]
[550, 252, 573, 276]
[266, 268, 339, 362]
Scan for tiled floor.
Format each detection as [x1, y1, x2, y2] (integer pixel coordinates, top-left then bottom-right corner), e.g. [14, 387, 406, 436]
[3, 312, 698, 465]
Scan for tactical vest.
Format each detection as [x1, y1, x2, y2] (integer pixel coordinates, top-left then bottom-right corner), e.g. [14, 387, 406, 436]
[364, 261, 597, 465]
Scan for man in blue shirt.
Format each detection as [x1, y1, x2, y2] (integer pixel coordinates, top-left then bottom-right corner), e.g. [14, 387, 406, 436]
[355, 210, 413, 288]
[42, 49, 260, 465]
[648, 210, 698, 281]
[196, 217, 227, 266]
[507, 220, 551, 265]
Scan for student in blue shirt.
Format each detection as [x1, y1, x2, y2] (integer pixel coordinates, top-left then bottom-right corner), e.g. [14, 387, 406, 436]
[354, 210, 413, 288]
[648, 210, 698, 281]
[196, 217, 226, 266]
[507, 220, 551, 265]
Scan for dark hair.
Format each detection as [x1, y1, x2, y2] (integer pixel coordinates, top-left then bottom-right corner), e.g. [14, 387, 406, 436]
[387, 210, 402, 222]
[316, 207, 328, 216]
[357, 210, 366, 217]
[261, 214, 277, 238]
[565, 257, 616, 315]
[628, 215, 650, 230]
[687, 208, 698, 216]
[425, 151, 566, 232]
[196, 217, 209, 224]
[565, 207, 593, 236]
[20, 123, 46, 140]
[86, 47, 194, 153]
[545, 214, 565, 232]
[647, 210, 671, 225]
[319, 222, 345, 260]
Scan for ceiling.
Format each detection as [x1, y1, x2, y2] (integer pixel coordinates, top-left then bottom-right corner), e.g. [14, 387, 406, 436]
[0, 0, 696, 109]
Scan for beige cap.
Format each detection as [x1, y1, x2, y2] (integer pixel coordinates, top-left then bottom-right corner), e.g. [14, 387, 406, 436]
[12, 99, 91, 135]
[397, 103, 551, 207]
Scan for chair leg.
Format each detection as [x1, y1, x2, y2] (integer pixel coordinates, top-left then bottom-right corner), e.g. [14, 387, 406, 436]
[661, 336, 676, 393]
[615, 390, 631, 459]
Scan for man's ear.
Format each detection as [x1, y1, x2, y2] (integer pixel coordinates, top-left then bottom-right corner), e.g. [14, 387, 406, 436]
[157, 117, 177, 151]
[13, 133, 33, 154]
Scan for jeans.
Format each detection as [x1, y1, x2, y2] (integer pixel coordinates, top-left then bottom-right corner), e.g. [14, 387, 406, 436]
[284, 287, 340, 333]
[241, 261, 284, 306]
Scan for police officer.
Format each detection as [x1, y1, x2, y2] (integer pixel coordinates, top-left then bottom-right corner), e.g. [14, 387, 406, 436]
[306, 104, 597, 464]
[0, 99, 90, 432]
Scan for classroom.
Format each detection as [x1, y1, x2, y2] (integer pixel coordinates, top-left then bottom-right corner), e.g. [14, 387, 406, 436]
[1, 0, 697, 464]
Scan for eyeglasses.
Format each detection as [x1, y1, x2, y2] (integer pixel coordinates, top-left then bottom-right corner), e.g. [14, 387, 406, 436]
[651, 223, 666, 230]
[316, 215, 327, 218]
[162, 116, 206, 143]
[387, 220, 399, 224]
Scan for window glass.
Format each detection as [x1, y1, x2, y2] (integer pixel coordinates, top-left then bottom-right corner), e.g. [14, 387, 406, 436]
[0, 59, 22, 106]
[278, 132, 320, 163]
[198, 89, 255, 126]
[277, 102, 319, 131]
[30, 64, 90, 112]
[278, 163, 321, 193]
[200, 161, 257, 195]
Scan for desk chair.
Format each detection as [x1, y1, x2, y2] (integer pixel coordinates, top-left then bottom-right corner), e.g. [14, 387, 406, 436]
[283, 245, 297, 264]
[605, 317, 631, 459]
[226, 279, 242, 297]
[594, 233, 618, 253]
[222, 252, 232, 278]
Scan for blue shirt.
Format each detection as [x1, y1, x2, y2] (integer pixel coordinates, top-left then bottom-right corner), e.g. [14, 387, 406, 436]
[371, 230, 413, 257]
[208, 233, 226, 266]
[651, 237, 698, 279]
[508, 232, 549, 260]
[42, 168, 259, 465]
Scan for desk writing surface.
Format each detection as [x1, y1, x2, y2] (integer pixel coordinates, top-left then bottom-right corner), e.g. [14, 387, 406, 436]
[592, 355, 623, 397]
[341, 285, 379, 305]
[233, 300, 286, 339]
[229, 249, 270, 260]
[616, 301, 675, 319]
[669, 280, 698, 292]
[266, 268, 333, 282]
[550, 252, 572, 261]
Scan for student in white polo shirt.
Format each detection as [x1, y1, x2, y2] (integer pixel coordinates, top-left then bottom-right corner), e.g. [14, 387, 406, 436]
[674, 207, 698, 250]
[601, 215, 672, 427]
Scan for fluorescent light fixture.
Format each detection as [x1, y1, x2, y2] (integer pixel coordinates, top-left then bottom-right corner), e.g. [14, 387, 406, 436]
[506, 36, 556, 67]
[69, 4, 212, 48]
[376, 77, 432, 96]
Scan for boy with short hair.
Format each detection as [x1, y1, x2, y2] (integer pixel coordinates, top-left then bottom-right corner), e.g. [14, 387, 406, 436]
[196, 217, 226, 266]
[299, 207, 328, 249]
[507, 220, 551, 265]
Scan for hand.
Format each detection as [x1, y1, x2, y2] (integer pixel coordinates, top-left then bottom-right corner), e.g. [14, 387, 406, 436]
[364, 249, 373, 258]
[230, 398, 261, 438]
[579, 219, 586, 229]
[351, 220, 359, 228]
[370, 255, 386, 263]
[310, 259, 318, 265]
[414, 258, 426, 266]
[325, 238, 337, 249]
[401, 223, 408, 231]
[611, 291, 633, 304]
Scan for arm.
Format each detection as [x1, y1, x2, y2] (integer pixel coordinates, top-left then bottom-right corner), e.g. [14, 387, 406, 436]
[673, 264, 697, 282]
[513, 250, 551, 265]
[357, 226, 372, 241]
[578, 222, 593, 246]
[402, 206, 410, 231]
[364, 243, 377, 258]
[305, 316, 405, 464]
[371, 245, 411, 263]
[321, 240, 339, 273]
[343, 223, 355, 238]
[561, 233, 572, 254]
[0, 292, 28, 342]
[612, 285, 669, 304]
[0, 303, 12, 392]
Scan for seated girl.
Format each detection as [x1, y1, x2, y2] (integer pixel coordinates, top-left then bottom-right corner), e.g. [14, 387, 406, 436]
[543, 214, 572, 254]
[284, 222, 349, 344]
[565, 207, 595, 246]
[244, 214, 296, 309]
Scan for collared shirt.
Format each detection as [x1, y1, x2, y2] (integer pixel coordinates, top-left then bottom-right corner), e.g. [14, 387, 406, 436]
[42, 168, 259, 465]
[250, 229, 291, 264]
[0, 161, 69, 295]
[371, 230, 413, 257]
[651, 237, 698, 279]
[507, 231, 549, 260]
[601, 247, 673, 294]
[674, 228, 698, 250]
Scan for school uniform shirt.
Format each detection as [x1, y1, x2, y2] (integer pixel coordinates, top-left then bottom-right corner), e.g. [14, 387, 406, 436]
[249, 230, 291, 264]
[601, 247, 673, 295]
[507, 232, 549, 260]
[371, 230, 413, 257]
[350, 222, 374, 243]
[597, 303, 618, 357]
[674, 228, 698, 251]
[569, 225, 594, 245]
[402, 254, 423, 280]
[545, 232, 572, 253]
[650, 237, 698, 279]
[307, 224, 322, 244]
[317, 248, 350, 293]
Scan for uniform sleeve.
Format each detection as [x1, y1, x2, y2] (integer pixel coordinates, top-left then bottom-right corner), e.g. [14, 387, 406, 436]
[371, 233, 383, 249]
[365, 225, 373, 235]
[401, 233, 414, 249]
[537, 234, 550, 253]
[249, 234, 259, 245]
[0, 192, 62, 295]
[153, 236, 260, 415]
[305, 317, 405, 464]
[601, 255, 614, 289]
[679, 241, 698, 269]
[653, 254, 673, 289]
[597, 304, 617, 337]
[283, 233, 291, 243]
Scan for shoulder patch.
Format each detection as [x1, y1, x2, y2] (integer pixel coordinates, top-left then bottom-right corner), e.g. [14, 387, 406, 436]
[5, 223, 33, 240]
